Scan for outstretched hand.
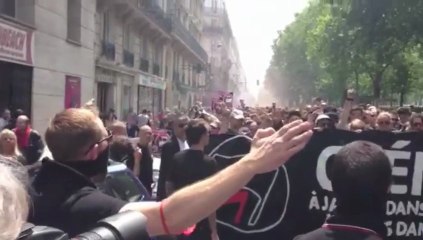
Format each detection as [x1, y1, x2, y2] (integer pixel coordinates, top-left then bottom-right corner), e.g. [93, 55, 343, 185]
[244, 120, 313, 174]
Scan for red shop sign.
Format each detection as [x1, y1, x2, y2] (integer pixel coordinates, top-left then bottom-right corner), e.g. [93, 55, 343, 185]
[0, 19, 33, 65]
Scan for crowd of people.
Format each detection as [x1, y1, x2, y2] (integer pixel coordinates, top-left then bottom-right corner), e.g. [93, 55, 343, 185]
[0, 91, 421, 239]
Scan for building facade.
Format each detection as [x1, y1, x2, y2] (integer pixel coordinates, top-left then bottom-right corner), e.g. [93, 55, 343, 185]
[168, 0, 208, 109]
[0, 0, 209, 135]
[95, 0, 208, 117]
[0, 0, 96, 136]
[202, 0, 246, 105]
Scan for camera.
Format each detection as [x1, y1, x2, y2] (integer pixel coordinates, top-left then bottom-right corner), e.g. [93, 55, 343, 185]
[19, 211, 149, 240]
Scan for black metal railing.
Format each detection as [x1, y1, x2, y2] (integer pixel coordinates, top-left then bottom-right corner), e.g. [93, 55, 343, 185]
[169, 16, 208, 63]
[153, 63, 160, 76]
[123, 50, 134, 67]
[140, 58, 149, 72]
[138, 0, 171, 32]
[102, 41, 115, 61]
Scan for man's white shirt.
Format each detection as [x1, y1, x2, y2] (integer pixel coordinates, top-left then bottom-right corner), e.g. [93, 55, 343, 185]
[177, 138, 189, 151]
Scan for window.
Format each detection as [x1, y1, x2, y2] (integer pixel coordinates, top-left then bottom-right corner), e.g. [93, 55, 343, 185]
[0, 0, 35, 24]
[123, 25, 132, 51]
[121, 85, 132, 118]
[67, 0, 82, 43]
[150, 43, 156, 63]
[104, 170, 149, 202]
[103, 10, 112, 42]
[154, 45, 162, 65]
[0, 0, 15, 17]
[212, 0, 217, 12]
[142, 37, 149, 60]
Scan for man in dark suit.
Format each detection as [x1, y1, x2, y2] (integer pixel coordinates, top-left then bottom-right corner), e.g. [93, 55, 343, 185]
[157, 115, 190, 201]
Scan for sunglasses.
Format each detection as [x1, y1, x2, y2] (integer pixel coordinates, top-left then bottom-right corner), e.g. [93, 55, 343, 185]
[318, 121, 332, 127]
[377, 121, 391, 126]
[84, 130, 113, 155]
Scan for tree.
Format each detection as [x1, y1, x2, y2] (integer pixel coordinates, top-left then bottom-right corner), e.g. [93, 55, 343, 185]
[266, 1, 324, 105]
[266, 0, 423, 105]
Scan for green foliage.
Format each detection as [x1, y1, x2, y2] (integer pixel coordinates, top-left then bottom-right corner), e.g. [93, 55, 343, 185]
[266, 0, 423, 106]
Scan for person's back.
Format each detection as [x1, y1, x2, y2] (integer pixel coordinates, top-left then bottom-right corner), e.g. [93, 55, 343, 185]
[169, 150, 216, 190]
[138, 110, 150, 127]
[166, 119, 218, 240]
[294, 224, 383, 240]
[295, 141, 391, 240]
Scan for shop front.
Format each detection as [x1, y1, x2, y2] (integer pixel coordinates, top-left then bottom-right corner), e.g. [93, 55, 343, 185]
[96, 68, 116, 116]
[0, 19, 34, 117]
[138, 72, 166, 116]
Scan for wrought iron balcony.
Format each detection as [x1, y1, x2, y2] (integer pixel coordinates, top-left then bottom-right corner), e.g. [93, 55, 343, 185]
[137, 0, 171, 32]
[153, 63, 160, 76]
[102, 41, 115, 61]
[169, 16, 208, 64]
[140, 58, 149, 72]
[123, 50, 134, 67]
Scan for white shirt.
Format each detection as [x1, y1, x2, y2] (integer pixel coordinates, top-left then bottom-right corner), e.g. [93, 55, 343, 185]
[177, 138, 189, 151]
[137, 114, 149, 127]
[0, 118, 7, 130]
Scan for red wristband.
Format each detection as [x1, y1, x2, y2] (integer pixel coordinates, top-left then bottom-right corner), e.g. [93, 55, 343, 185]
[160, 201, 171, 235]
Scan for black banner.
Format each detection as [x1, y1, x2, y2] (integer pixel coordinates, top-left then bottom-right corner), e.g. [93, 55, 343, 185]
[205, 130, 423, 240]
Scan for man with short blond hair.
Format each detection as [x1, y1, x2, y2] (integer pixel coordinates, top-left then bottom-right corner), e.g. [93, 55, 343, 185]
[45, 108, 103, 162]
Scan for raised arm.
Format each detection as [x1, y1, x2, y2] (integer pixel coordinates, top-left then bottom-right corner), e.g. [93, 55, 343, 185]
[120, 121, 313, 236]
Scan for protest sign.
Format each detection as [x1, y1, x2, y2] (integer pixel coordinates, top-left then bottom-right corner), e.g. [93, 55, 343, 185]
[206, 130, 423, 240]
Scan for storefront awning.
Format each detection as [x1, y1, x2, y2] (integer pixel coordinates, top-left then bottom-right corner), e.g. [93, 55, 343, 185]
[139, 72, 166, 90]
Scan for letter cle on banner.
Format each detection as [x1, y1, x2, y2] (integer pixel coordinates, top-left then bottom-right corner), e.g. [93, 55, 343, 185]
[205, 130, 423, 240]
[0, 19, 34, 65]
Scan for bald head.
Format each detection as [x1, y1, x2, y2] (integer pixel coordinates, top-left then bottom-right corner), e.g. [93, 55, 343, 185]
[139, 125, 152, 146]
[109, 121, 127, 137]
[16, 115, 30, 130]
[349, 119, 366, 133]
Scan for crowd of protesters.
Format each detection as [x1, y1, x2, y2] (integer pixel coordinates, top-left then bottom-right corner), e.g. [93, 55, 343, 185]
[0, 98, 315, 240]
[0, 90, 421, 239]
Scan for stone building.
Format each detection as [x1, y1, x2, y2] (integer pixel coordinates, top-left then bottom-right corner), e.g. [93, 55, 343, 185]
[202, 0, 246, 105]
[0, 0, 96, 135]
[0, 0, 209, 136]
[95, 0, 208, 118]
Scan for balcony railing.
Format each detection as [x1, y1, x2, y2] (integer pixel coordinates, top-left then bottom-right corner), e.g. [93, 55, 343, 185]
[169, 16, 208, 63]
[138, 0, 171, 32]
[140, 58, 149, 72]
[123, 50, 134, 67]
[102, 41, 115, 61]
[153, 63, 160, 76]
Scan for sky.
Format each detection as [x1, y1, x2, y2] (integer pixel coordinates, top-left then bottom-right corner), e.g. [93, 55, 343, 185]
[225, 0, 310, 99]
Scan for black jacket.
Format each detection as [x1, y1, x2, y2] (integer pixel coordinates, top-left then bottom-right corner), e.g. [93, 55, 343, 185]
[157, 135, 180, 200]
[126, 145, 153, 194]
[20, 130, 44, 165]
[29, 159, 126, 236]
[294, 213, 386, 240]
